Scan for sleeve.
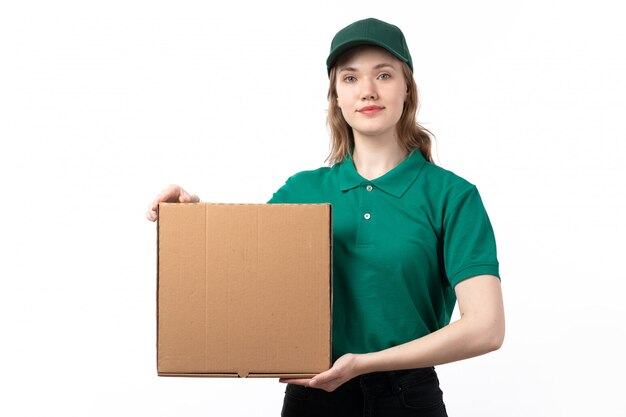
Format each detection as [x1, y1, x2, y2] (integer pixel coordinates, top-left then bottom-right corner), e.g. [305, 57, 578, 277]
[442, 183, 500, 288]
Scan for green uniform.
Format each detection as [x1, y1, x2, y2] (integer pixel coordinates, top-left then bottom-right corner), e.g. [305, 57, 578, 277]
[267, 150, 500, 363]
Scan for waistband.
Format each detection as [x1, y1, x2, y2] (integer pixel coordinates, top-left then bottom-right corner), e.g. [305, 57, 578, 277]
[341, 366, 438, 396]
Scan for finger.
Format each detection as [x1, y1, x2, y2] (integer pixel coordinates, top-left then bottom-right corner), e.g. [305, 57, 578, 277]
[147, 190, 175, 212]
[166, 188, 183, 202]
[178, 187, 193, 202]
[278, 378, 312, 386]
[309, 368, 337, 385]
[310, 374, 336, 387]
[146, 200, 160, 220]
[179, 190, 200, 203]
[157, 185, 182, 203]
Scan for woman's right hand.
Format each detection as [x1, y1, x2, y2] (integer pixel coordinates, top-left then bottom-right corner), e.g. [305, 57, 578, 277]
[145, 184, 200, 222]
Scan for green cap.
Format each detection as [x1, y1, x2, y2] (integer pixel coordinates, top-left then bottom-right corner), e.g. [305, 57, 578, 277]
[326, 18, 413, 76]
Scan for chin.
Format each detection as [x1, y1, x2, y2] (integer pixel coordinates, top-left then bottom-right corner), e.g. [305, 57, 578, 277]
[354, 126, 396, 138]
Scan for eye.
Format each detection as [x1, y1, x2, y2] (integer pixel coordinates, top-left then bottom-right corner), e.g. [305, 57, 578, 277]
[343, 75, 357, 83]
[378, 73, 391, 80]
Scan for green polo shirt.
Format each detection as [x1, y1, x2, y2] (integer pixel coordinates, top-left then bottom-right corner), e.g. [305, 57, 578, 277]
[267, 150, 499, 363]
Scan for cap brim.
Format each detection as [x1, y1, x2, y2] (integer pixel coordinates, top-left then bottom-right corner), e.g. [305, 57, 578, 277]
[326, 39, 409, 75]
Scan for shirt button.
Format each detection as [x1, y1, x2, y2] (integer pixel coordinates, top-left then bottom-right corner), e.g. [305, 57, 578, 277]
[366, 185, 373, 192]
[363, 213, 371, 220]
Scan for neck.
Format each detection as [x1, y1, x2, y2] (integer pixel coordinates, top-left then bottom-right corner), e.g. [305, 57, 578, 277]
[352, 131, 408, 181]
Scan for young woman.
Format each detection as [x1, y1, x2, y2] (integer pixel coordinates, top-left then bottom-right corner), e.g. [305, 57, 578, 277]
[146, 18, 504, 417]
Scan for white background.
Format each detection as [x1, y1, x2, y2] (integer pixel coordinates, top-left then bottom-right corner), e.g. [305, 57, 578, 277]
[1, 1, 625, 416]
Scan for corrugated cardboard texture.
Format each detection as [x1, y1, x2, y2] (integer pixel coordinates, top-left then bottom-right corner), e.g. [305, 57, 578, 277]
[157, 203, 332, 378]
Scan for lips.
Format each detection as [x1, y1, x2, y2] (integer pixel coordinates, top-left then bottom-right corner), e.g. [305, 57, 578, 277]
[357, 105, 384, 115]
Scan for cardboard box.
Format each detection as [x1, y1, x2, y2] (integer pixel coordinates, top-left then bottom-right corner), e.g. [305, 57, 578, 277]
[157, 203, 332, 378]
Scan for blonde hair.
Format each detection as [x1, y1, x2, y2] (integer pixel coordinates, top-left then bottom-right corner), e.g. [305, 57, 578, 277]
[325, 61, 435, 165]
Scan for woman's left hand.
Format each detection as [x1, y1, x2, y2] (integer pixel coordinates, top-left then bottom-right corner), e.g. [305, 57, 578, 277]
[278, 353, 364, 392]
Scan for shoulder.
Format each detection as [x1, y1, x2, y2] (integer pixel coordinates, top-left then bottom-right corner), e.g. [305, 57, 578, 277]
[420, 164, 494, 224]
[421, 162, 478, 198]
[284, 165, 333, 186]
[268, 165, 333, 204]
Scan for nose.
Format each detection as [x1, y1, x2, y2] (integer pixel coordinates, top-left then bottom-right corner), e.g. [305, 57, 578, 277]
[360, 78, 378, 101]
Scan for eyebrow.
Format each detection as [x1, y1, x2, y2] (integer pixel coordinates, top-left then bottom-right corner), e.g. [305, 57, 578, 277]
[338, 63, 397, 73]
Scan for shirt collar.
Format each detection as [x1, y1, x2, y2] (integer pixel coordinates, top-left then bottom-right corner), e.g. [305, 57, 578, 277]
[338, 150, 427, 198]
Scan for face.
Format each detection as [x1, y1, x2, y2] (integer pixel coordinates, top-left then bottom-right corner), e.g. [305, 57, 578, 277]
[335, 46, 408, 140]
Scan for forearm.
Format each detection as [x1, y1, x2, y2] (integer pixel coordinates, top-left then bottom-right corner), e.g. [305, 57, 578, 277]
[357, 315, 504, 374]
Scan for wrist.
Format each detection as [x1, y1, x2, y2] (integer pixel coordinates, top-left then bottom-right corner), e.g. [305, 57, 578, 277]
[355, 352, 377, 376]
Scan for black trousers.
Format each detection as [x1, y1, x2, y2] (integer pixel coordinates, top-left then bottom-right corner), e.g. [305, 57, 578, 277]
[281, 366, 448, 417]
